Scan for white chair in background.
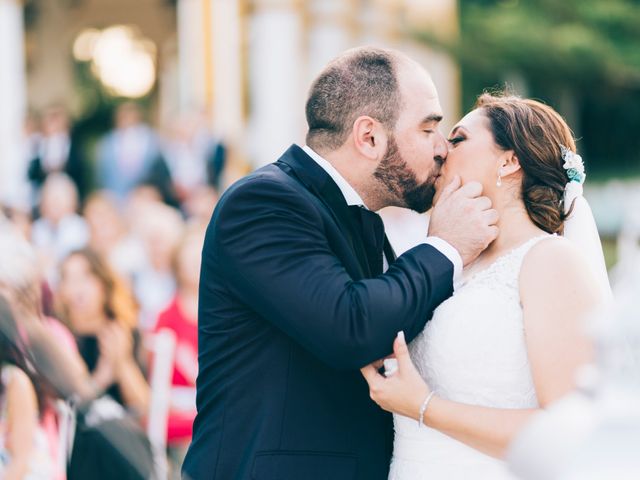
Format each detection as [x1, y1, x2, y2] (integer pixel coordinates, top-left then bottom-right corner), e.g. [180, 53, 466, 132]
[146, 328, 178, 480]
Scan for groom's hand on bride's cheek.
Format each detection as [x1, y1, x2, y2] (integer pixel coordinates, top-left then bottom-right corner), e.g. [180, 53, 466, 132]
[429, 175, 499, 266]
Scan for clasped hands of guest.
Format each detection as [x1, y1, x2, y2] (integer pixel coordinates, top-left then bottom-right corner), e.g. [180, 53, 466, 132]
[92, 321, 135, 393]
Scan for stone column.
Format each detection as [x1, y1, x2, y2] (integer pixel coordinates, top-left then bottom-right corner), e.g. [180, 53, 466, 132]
[402, 0, 460, 132]
[0, 0, 27, 204]
[305, 0, 354, 82]
[177, 0, 207, 111]
[210, 0, 244, 144]
[26, 0, 74, 112]
[357, 0, 402, 46]
[247, 0, 304, 168]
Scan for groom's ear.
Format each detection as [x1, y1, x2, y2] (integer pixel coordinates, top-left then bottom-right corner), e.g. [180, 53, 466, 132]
[352, 116, 387, 162]
[500, 150, 521, 177]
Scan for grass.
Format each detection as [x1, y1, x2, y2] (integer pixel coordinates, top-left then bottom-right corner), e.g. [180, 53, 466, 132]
[601, 237, 619, 271]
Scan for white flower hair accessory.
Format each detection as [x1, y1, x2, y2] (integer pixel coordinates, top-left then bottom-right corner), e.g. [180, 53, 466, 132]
[560, 145, 586, 214]
[560, 145, 586, 185]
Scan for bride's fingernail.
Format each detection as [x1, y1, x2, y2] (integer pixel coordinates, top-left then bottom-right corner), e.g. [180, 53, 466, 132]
[397, 331, 405, 342]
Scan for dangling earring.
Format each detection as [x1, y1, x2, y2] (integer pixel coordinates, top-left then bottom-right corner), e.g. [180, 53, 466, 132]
[496, 168, 503, 187]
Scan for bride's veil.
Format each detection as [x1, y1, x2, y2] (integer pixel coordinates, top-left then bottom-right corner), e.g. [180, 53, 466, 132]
[563, 184, 613, 302]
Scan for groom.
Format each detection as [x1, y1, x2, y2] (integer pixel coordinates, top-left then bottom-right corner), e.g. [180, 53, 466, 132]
[183, 47, 497, 480]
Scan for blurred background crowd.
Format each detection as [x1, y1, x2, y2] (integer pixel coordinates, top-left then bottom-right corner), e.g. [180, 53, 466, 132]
[0, 0, 638, 479]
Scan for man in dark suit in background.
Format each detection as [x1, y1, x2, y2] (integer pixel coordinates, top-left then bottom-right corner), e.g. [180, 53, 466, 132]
[183, 47, 498, 480]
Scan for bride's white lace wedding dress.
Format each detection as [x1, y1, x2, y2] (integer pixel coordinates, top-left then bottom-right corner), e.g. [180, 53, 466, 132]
[390, 235, 551, 480]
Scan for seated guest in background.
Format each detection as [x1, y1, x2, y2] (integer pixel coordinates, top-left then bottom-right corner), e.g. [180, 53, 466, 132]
[57, 248, 150, 416]
[0, 296, 55, 480]
[96, 102, 166, 204]
[27, 106, 87, 203]
[0, 229, 79, 364]
[161, 111, 227, 202]
[0, 228, 95, 407]
[83, 191, 146, 282]
[182, 185, 219, 229]
[31, 173, 89, 285]
[0, 202, 32, 242]
[0, 230, 155, 478]
[0, 229, 154, 480]
[134, 202, 184, 331]
[0, 230, 75, 480]
[154, 227, 204, 469]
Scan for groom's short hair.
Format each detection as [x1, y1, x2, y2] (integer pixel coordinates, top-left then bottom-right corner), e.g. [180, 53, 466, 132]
[305, 47, 404, 151]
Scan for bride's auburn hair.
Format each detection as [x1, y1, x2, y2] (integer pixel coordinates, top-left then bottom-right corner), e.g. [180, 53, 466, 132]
[476, 92, 576, 235]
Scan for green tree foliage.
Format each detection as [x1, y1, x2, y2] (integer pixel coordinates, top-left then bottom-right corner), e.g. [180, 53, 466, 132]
[419, 0, 640, 177]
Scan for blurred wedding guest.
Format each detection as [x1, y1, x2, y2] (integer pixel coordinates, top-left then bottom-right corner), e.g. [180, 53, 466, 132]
[0, 296, 55, 480]
[57, 249, 150, 416]
[162, 111, 227, 202]
[182, 185, 218, 227]
[0, 231, 154, 479]
[1, 202, 32, 241]
[0, 228, 96, 480]
[27, 106, 86, 202]
[96, 102, 167, 203]
[134, 203, 183, 331]
[31, 173, 89, 284]
[83, 191, 146, 282]
[23, 111, 42, 169]
[154, 227, 204, 470]
[0, 228, 77, 354]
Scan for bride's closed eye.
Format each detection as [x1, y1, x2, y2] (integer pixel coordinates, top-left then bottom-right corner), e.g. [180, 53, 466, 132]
[447, 136, 465, 146]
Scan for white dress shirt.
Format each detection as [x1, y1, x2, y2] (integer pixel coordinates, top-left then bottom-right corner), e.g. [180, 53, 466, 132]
[302, 145, 462, 286]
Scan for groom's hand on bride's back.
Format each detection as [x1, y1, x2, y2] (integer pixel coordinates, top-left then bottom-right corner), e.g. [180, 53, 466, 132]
[429, 175, 499, 266]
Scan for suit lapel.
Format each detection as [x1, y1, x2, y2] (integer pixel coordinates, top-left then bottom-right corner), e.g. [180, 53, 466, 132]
[384, 237, 397, 265]
[276, 145, 372, 276]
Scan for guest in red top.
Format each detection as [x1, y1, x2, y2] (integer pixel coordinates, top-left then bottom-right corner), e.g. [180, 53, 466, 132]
[155, 226, 204, 450]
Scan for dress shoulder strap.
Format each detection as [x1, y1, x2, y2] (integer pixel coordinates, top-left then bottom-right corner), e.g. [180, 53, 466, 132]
[510, 234, 555, 269]
[515, 234, 555, 259]
[481, 235, 555, 291]
[462, 234, 556, 291]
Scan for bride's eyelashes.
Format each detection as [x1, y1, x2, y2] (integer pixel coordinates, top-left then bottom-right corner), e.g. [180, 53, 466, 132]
[447, 135, 465, 146]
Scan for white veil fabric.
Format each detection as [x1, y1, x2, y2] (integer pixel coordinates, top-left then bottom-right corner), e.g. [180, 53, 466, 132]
[563, 182, 613, 303]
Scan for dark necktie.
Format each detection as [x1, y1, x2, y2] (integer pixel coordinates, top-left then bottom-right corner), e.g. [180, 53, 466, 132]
[348, 205, 386, 276]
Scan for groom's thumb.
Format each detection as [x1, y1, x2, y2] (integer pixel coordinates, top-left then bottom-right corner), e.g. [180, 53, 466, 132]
[394, 331, 411, 369]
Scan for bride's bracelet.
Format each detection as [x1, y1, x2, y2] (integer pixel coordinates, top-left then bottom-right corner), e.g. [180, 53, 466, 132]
[418, 391, 436, 429]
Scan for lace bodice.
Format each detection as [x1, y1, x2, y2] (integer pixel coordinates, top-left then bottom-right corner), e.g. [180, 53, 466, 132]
[390, 235, 551, 480]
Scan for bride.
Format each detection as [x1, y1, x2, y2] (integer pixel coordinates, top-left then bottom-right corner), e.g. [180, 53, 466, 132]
[361, 92, 610, 479]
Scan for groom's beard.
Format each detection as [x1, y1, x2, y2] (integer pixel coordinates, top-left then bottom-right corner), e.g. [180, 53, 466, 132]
[373, 135, 441, 213]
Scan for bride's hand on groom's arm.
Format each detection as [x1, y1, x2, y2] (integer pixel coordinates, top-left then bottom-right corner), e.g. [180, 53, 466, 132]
[361, 332, 431, 420]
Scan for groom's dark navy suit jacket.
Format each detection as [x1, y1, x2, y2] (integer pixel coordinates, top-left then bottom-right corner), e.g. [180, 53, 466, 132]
[182, 145, 454, 480]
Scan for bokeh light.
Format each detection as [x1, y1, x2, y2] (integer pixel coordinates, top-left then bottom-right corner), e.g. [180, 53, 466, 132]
[73, 25, 157, 98]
